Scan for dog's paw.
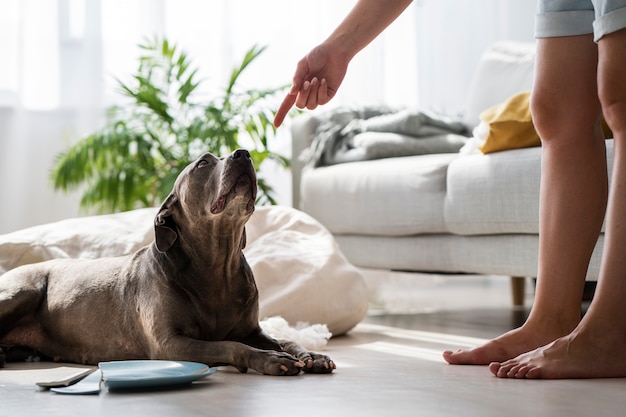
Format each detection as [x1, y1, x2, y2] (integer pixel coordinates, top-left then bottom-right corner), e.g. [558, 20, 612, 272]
[301, 352, 335, 374]
[0, 348, 6, 368]
[277, 341, 335, 374]
[259, 351, 305, 376]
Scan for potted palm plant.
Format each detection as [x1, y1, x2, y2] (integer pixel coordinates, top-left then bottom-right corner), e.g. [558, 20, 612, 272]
[51, 37, 290, 213]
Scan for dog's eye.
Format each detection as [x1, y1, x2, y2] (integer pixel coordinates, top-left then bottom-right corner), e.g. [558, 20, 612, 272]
[197, 159, 210, 168]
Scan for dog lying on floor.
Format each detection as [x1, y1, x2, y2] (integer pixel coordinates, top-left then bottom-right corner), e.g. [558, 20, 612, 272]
[0, 149, 334, 375]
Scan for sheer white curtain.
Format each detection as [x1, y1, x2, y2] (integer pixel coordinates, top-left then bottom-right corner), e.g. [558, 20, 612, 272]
[0, 0, 534, 234]
[414, 0, 536, 117]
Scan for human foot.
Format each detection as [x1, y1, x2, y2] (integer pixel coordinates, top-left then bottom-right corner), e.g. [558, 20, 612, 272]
[489, 324, 626, 379]
[443, 320, 574, 365]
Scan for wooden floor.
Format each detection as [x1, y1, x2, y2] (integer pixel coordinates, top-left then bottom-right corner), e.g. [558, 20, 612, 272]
[1, 274, 621, 417]
[365, 306, 529, 339]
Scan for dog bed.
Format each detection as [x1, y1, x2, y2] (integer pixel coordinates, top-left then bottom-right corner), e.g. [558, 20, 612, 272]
[0, 205, 368, 337]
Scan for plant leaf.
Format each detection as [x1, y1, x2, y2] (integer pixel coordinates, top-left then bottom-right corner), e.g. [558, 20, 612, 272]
[51, 38, 287, 212]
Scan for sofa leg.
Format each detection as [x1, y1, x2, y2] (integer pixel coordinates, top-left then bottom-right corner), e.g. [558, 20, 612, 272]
[510, 276, 526, 308]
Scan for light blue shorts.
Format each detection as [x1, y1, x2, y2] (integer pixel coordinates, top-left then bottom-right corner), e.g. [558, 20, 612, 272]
[536, 0, 626, 41]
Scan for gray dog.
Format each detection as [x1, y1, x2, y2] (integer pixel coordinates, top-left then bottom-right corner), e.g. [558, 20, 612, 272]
[0, 149, 334, 376]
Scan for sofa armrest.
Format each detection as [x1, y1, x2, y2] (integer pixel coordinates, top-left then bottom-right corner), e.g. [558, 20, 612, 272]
[290, 114, 320, 209]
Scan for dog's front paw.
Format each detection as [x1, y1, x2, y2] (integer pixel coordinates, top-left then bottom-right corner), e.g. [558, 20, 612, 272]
[300, 352, 335, 374]
[278, 341, 335, 374]
[258, 351, 305, 376]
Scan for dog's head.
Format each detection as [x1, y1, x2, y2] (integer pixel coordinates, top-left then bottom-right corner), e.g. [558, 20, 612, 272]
[153, 149, 257, 253]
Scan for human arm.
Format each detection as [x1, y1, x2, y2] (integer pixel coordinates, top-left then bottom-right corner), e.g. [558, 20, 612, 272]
[273, 0, 413, 127]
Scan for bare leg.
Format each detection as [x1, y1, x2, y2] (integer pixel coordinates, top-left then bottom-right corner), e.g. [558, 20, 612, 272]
[444, 34, 606, 365]
[490, 28, 626, 379]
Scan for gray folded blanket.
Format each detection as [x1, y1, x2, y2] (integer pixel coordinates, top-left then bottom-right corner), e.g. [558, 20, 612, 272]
[301, 107, 470, 167]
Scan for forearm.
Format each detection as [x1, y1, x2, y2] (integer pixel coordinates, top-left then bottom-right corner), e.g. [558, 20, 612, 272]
[323, 0, 413, 61]
[273, 0, 413, 127]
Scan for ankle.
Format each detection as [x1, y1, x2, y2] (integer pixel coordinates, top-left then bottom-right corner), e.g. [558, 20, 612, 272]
[524, 310, 579, 336]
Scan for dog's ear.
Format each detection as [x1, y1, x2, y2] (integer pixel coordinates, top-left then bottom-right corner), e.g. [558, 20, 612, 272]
[154, 194, 179, 253]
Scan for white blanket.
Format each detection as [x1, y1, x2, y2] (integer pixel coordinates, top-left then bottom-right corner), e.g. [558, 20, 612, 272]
[0, 205, 369, 336]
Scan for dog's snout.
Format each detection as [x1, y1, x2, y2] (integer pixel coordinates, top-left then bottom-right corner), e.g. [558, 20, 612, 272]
[231, 149, 250, 160]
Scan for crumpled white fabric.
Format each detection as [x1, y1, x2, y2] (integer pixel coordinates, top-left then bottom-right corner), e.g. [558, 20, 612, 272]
[0, 205, 368, 336]
[459, 120, 489, 155]
[259, 316, 332, 351]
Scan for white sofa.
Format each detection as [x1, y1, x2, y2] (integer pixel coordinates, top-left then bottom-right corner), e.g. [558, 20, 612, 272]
[290, 41, 610, 306]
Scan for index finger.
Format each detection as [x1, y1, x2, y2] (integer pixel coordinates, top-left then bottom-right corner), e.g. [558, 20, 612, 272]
[273, 93, 297, 128]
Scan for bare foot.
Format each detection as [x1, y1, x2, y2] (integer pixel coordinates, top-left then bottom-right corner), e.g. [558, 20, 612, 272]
[443, 317, 576, 365]
[489, 322, 626, 379]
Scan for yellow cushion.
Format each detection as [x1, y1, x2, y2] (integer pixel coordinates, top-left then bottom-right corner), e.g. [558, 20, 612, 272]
[479, 91, 613, 154]
[479, 91, 539, 154]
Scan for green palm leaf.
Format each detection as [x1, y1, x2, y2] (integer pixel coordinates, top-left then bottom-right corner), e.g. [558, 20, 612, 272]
[51, 37, 292, 213]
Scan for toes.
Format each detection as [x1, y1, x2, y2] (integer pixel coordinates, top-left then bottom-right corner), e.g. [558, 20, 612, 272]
[490, 360, 534, 379]
[492, 360, 515, 378]
[277, 363, 302, 376]
[443, 348, 487, 365]
[272, 360, 304, 376]
[488, 362, 501, 376]
[514, 365, 531, 379]
[262, 352, 305, 376]
[261, 349, 334, 375]
[506, 363, 524, 378]
[301, 353, 335, 374]
[442, 350, 455, 363]
[524, 366, 542, 379]
[297, 352, 313, 367]
[499, 363, 518, 378]
[443, 349, 464, 364]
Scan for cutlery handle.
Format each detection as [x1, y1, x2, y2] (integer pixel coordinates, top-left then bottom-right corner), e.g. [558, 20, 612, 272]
[36, 368, 97, 388]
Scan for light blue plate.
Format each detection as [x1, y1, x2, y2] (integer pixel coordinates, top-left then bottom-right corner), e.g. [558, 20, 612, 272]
[98, 360, 216, 390]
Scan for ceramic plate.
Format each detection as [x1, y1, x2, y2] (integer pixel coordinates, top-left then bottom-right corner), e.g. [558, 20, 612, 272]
[98, 360, 216, 390]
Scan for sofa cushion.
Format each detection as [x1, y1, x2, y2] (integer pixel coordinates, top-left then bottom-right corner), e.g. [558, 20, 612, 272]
[445, 140, 615, 235]
[463, 41, 535, 130]
[444, 146, 542, 235]
[301, 153, 459, 236]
